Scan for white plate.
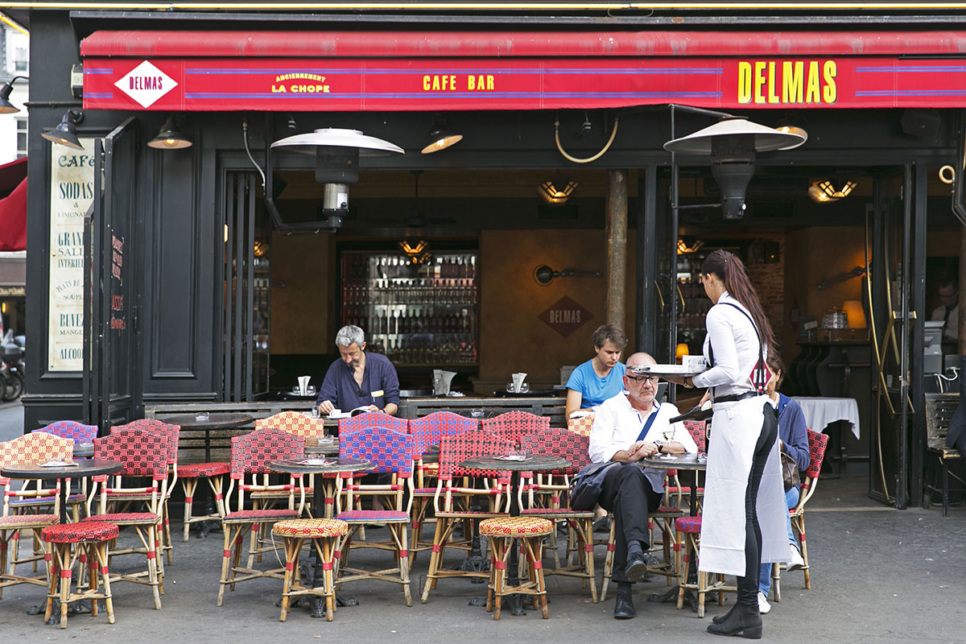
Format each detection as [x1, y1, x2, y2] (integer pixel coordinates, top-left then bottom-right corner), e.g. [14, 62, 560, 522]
[497, 455, 530, 462]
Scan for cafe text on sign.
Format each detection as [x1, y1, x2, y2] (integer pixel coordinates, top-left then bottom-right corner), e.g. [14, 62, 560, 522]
[539, 296, 593, 339]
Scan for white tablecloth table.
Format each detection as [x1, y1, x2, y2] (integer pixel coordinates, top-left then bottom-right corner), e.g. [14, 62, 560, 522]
[790, 397, 860, 440]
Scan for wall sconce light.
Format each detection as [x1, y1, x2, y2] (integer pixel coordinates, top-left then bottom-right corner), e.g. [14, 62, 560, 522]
[42, 109, 84, 150]
[0, 75, 27, 114]
[148, 116, 192, 149]
[538, 177, 579, 205]
[399, 240, 432, 265]
[664, 116, 806, 219]
[808, 179, 857, 203]
[676, 238, 705, 255]
[533, 264, 600, 285]
[421, 116, 462, 154]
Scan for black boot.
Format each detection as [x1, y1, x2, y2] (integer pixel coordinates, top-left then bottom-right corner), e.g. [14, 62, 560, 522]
[706, 603, 762, 639]
[711, 604, 737, 625]
[614, 583, 636, 619]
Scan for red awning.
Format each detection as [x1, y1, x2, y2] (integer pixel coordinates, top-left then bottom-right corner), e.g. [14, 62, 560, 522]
[0, 158, 27, 252]
[80, 29, 966, 111]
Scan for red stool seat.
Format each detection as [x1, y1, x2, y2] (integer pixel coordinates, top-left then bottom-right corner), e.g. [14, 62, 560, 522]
[178, 462, 230, 477]
[43, 521, 118, 543]
[273, 518, 348, 538]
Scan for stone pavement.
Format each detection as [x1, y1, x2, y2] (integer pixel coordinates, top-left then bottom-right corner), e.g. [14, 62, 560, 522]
[0, 462, 964, 643]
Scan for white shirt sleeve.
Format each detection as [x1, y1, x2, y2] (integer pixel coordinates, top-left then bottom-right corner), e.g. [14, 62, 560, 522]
[589, 398, 620, 463]
[692, 304, 740, 388]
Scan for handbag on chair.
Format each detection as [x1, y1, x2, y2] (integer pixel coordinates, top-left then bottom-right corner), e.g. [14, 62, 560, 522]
[780, 450, 800, 491]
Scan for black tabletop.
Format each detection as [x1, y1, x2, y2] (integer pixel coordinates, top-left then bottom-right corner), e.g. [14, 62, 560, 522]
[1, 457, 122, 480]
[269, 457, 372, 475]
[162, 412, 254, 430]
[459, 454, 569, 472]
[641, 453, 708, 471]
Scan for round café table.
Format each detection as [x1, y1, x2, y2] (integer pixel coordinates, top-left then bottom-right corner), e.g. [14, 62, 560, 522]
[1, 458, 122, 524]
[641, 452, 708, 609]
[161, 413, 254, 462]
[269, 456, 372, 618]
[458, 454, 570, 616]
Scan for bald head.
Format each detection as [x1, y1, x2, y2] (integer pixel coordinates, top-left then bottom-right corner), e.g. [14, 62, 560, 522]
[625, 352, 655, 370]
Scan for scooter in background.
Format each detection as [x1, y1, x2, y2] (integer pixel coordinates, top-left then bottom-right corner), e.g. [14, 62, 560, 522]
[0, 332, 24, 402]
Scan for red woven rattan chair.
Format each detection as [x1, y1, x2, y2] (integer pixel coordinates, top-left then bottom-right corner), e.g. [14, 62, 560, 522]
[83, 428, 170, 610]
[420, 429, 513, 603]
[338, 412, 408, 436]
[111, 419, 180, 565]
[256, 411, 327, 438]
[770, 429, 829, 602]
[30, 423, 95, 521]
[666, 420, 707, 511]
[0, 433, 73, 598]
[334, 427, 415, 606]
[518, 428, 597, 602]
[408, 411, 478, 564]
[217, 427, 304, 607]
[566, 412, 595, 437]
[481, 410, 550, 446]
[42, 521, 118, 629]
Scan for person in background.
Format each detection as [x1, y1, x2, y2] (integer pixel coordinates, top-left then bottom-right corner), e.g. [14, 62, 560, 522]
[565, 324, 628, 420]
[589, 352, 697, 620]
[664, 249, 787, 640]
[931, 277, 959, 342]
[757, 356, 809, 615]
[317, 325, 400, 416]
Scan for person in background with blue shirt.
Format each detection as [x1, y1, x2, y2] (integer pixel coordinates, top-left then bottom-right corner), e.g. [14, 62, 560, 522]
[565, 324, 628, 420]
[757, 356, 809, 615]
[316, 325, 400, 416]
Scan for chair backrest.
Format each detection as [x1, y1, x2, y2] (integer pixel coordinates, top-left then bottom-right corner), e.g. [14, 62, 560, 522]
[339, 427, 414, 477]
[113, 419, 181, 466]
[804, 429, 829, 480]
[408, 411, 478, 458]
[93, 428, 170, 480]
[481, 410, 550, 445]
[520, 427, 590, 474]
[683, 420, 707, 454]
[338, 412, 409, 435]
[566, 412, 595, 437]
[255, 410, 326, 438]
[34, 420, 98, 444]
[229, 427, 305, 479]
[0, 432, 74, 468]
[439, 429, 513, 479]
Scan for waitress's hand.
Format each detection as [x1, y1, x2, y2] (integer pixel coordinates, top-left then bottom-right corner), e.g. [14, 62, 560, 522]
[663, 376, 686, 386]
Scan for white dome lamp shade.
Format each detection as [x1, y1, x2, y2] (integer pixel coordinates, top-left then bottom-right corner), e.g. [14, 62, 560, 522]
[664, 117, 806, 220]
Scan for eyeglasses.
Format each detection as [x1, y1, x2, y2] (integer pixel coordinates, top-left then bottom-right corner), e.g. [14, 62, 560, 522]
[626, 374, 659, 384]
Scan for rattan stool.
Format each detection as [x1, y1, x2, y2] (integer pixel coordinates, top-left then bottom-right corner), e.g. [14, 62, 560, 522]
[675, 516, 735, 617]
[42, 521, 118, 629]
[177, 462, 230, 541]
[272, 518, 348, 622]
[479, 516, 553, 620]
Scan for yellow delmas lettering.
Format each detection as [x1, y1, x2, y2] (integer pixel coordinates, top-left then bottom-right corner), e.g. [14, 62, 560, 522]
[822, 60, 837, 103]
[782, 61, 804, 103]
[737, 62, 752, 104]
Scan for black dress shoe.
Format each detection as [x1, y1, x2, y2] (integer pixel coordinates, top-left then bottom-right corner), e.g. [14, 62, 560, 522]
[624, 551, 647, 582]
[707, 604, 762, 639]
[614, 588, 636, 619]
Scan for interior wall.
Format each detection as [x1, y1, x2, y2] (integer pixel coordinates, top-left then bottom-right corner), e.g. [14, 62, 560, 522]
[477, 228, 636, 391]
[269, 233, 335, 354]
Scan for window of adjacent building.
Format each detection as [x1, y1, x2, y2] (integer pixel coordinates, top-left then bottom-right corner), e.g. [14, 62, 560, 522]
[16, 118, 26, 159]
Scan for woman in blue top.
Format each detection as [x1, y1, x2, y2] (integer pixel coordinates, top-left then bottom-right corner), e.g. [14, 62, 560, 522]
[564, 324, 628, 419]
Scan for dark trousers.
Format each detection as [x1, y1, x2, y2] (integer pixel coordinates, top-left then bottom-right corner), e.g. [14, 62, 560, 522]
[597, 463, 663, 583]
[736, 405, 779, 608]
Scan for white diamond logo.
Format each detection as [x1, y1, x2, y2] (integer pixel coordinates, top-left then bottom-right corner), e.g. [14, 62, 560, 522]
[115, 61, 177, 108]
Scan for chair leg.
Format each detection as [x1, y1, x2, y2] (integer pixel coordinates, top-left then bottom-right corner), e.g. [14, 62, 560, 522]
[279, 536, 298, 622]
[421, 518, 448, 603]
[181, 478, 199, 542]
[771, 561, 782, 602]
[600, 517, 616, 601]
[92, 541, 116, 624]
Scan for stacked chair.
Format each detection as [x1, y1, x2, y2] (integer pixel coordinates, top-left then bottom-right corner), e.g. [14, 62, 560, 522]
[421, 429, 513, 603]
[334, 426, 415, 606]
[83, 427, 171, 611]
[217, 427, 304, 606]
[32, 421, 98, 521]
[408, 411, 478, 564]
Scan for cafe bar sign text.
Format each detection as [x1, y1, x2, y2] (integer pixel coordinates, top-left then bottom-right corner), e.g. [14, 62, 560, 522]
[47, 139, 95, 372]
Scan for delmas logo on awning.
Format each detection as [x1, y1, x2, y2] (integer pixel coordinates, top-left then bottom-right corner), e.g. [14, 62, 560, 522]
[115, 61, 177, 108]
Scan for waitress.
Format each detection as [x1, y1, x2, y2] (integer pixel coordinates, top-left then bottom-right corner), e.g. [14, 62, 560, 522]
[666, 249, 787, 640]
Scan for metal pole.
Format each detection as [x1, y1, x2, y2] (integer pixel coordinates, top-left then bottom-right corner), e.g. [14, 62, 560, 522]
[605, 169, 628, 325]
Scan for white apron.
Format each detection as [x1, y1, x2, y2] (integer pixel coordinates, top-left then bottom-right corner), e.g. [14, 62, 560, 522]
[698, 395, 789, 577]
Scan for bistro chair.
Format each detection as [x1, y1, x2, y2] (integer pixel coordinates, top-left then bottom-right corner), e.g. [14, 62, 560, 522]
[216, 427, 304, 607]
[256, 410, 327, 438]
[770, 428, 829, 602]
[517, 427, 597, 602]
[421, 430, 513, 603]
[481, 410, 550, 445]
[0, 433, 73, 599]
[674, 514, 733, 618]
[83, 427, 170, 611]
[111, 419, 180, 565]
[32, 421, 97, 520]
[566, 412, 595, 437]
[407, 411, 478, 564]
[338, 411, 409, 436]
[42, 521, 118, 629]
[665, 420, 707, 512]
[334, 427, 415, 606]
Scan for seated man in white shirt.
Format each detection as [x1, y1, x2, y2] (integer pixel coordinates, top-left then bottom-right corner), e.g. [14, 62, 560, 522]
[589, 352, 698, 620]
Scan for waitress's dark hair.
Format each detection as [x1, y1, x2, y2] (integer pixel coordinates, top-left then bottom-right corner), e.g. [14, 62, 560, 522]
[701, 249, 776, 354]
